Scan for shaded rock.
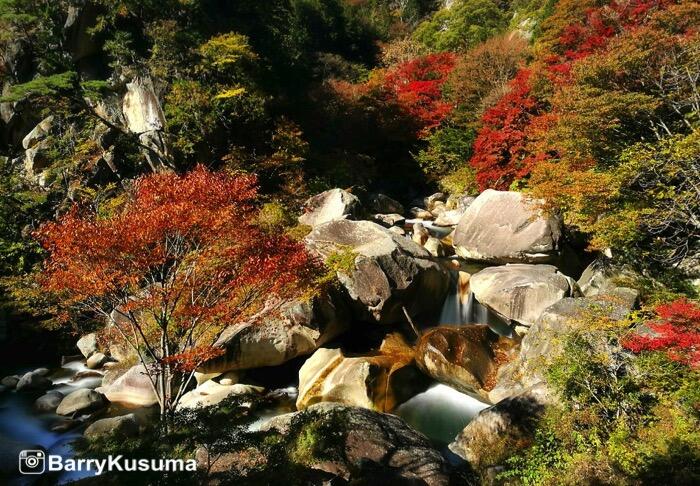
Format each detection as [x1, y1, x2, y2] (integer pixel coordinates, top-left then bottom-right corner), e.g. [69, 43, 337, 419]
[56, 389, 107, 417]
[490, 289, 639, 402]
[32, 368, 50, 377]
[424, 236, 446, 257]
[372, 213, 405, 228]
[194, 371, 221, 386]
[470, 264, 579, 331]
[425, 192, 447, 210]
[177, 381, 264, 410]
[16, 370, 52, 392]
[1, 375, 19, 389]
[368, 193, 404, 214]
[453, 190, 561, 264]
[77, 333, 98, 358]
[305, 220, 450, 324]
[577, 257, 639, 297]
[409, 207, 434, 220]
[96, 364, 158, 407]
[217, 371, 239, 386]
[416, 325, 518, 403]
[298, 188, 360, 228]
[449, 384, 551, 467]
[412, 222, 430, 246]
[63, 3, 101, 62]
[199, 291, 349, 373]
[297, 335, 426, 412]
[35, 391, 64, 413]
[51, 418, 81, 432]
[86, 352, 109, 369]
[84, 414, 139, 440]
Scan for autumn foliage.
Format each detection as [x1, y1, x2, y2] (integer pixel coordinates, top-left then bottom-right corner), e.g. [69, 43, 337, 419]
[623, 299, 700, 367]
[37, 166, 321, 415]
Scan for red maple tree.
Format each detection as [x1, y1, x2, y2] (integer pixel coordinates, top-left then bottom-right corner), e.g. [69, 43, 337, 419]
[37, 166, 321, 417]
[622, 299, 700, 368]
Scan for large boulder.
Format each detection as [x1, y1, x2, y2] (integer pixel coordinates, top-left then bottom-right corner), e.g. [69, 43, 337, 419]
[177, 380, 264, 410]
[470, 264, 579, 331]
[297, 335, 426, 412]
[84, 414, 139, 440]
[453, 190, 561, 264]
[416, 325, 518, 403]
[77, 333, 98, 358]
[267, 403, 452, 486]
[198, 291, 349, 374]
[56, 389, 107, 417]
[16, 370, 52, 392]
[490, 289, 638, 402]
[449, 384, 551, 470]
[305, 220, 450, 324]
[35, 391, 65, 413]
[96, 364, 158, 408]
[298, 188, 360, 228]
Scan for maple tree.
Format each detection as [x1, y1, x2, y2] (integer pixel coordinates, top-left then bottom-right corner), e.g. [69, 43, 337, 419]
[37, 166, 321, 417]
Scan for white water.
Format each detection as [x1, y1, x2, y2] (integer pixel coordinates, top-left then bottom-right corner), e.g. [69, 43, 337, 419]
[394, 384, 488, 445]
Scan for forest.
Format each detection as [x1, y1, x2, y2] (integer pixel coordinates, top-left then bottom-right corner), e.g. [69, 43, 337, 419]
[0, 1, 698, 485]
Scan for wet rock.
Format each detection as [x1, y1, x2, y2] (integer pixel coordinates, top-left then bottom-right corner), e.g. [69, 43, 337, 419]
[77, 333, 98, 358]
[416, 325, 518, 403]
[305, 220, 449, 324]
[35, 391, 65, 413]
[177, 381, 264, 410]
[56, 389, 108, 417]
[0, 375, 19, 389]
[16, 370, 52, 392]
[470, 264, 579, 331]
[449, 384, 551, 468]
[96, 364, 158, 408]
[84, 414, 139, 440]
[199, 290, 349, 373]
[453, 190, 561, 264]
[298, 188, 360, 228]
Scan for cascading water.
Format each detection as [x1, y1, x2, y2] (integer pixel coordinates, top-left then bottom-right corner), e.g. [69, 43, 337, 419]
[439, 268, 514, 337]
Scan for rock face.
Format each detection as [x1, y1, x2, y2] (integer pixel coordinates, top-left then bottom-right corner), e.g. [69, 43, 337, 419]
[470, 264, 579, 331]
[56, 389, 107, 417]
[577, 257, 638, 297]
[490, 289, 638, 402]
[77, 333, 98, 358]
[269, 403, 452, 486]
[305, 220, 449, 324]
[84, 414, 139, 440]
[296, 341, 425, 412]
[96, 364, 158, 408]
[449, 384, 551, 467]
[199, 291, 349, 374]
[298, 188, 360, 228]
[22, 115, 53, 150]
[416, 325, 518, 403]
[177, 380, 264, 410]
[122, 77, 170, 171]
[453, 190, 561, 264]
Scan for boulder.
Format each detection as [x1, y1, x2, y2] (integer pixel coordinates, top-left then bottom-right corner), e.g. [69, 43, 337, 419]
[1, 375, 19, 389]
[35, 391, 65, 413]
[490, 289, 638, 402]
[84, 414, 139, 440]
[416, 326, 518, 403]
[371, 213, 405, 228]
[16, 370, 52, 392]
[194, 371, 221, 386]
[424, 236, 446, 257]
[21, 115, 53, 149]
[298, 188, 360, 228]
[199, 291, 349, 373]
[412, 222, 430, 246]
[86, 352, 109, 369]
[296, 336, 426, 412]
[453, 190, 561, 264]
[56, 389, 107, 417]
[367, 193, 404, 214]
[409, 207, 434, 219]
[434, 209, 464, 227]
[77, 333, 98, 358]
[279, 403, 451, 486]
[469, 264, 579, 331]
[177, 381, 264, 410]
[305, 220, 450, 324]
[96, 364, 158, 408]
[388, 226, 406, 236]
[449, 384, 551, 468]
[424, 192, 447, 210]
[577, 257, 638, 297]
[23, 138, 53, 178]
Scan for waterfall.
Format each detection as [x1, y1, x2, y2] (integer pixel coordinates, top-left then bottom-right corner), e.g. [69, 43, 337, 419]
[439, 270, 514, 337]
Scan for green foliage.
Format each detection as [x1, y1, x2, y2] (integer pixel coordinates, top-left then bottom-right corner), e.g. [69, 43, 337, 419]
[414, 125, 476, 179]
[413, 0, 508, 52]
[0, 72, 76, 103]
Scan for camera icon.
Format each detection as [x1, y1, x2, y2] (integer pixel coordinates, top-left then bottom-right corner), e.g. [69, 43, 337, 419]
[19, 450, 45, 475]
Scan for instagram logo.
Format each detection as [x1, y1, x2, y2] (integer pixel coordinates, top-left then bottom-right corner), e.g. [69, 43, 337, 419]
[19, 450, 45, 474]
